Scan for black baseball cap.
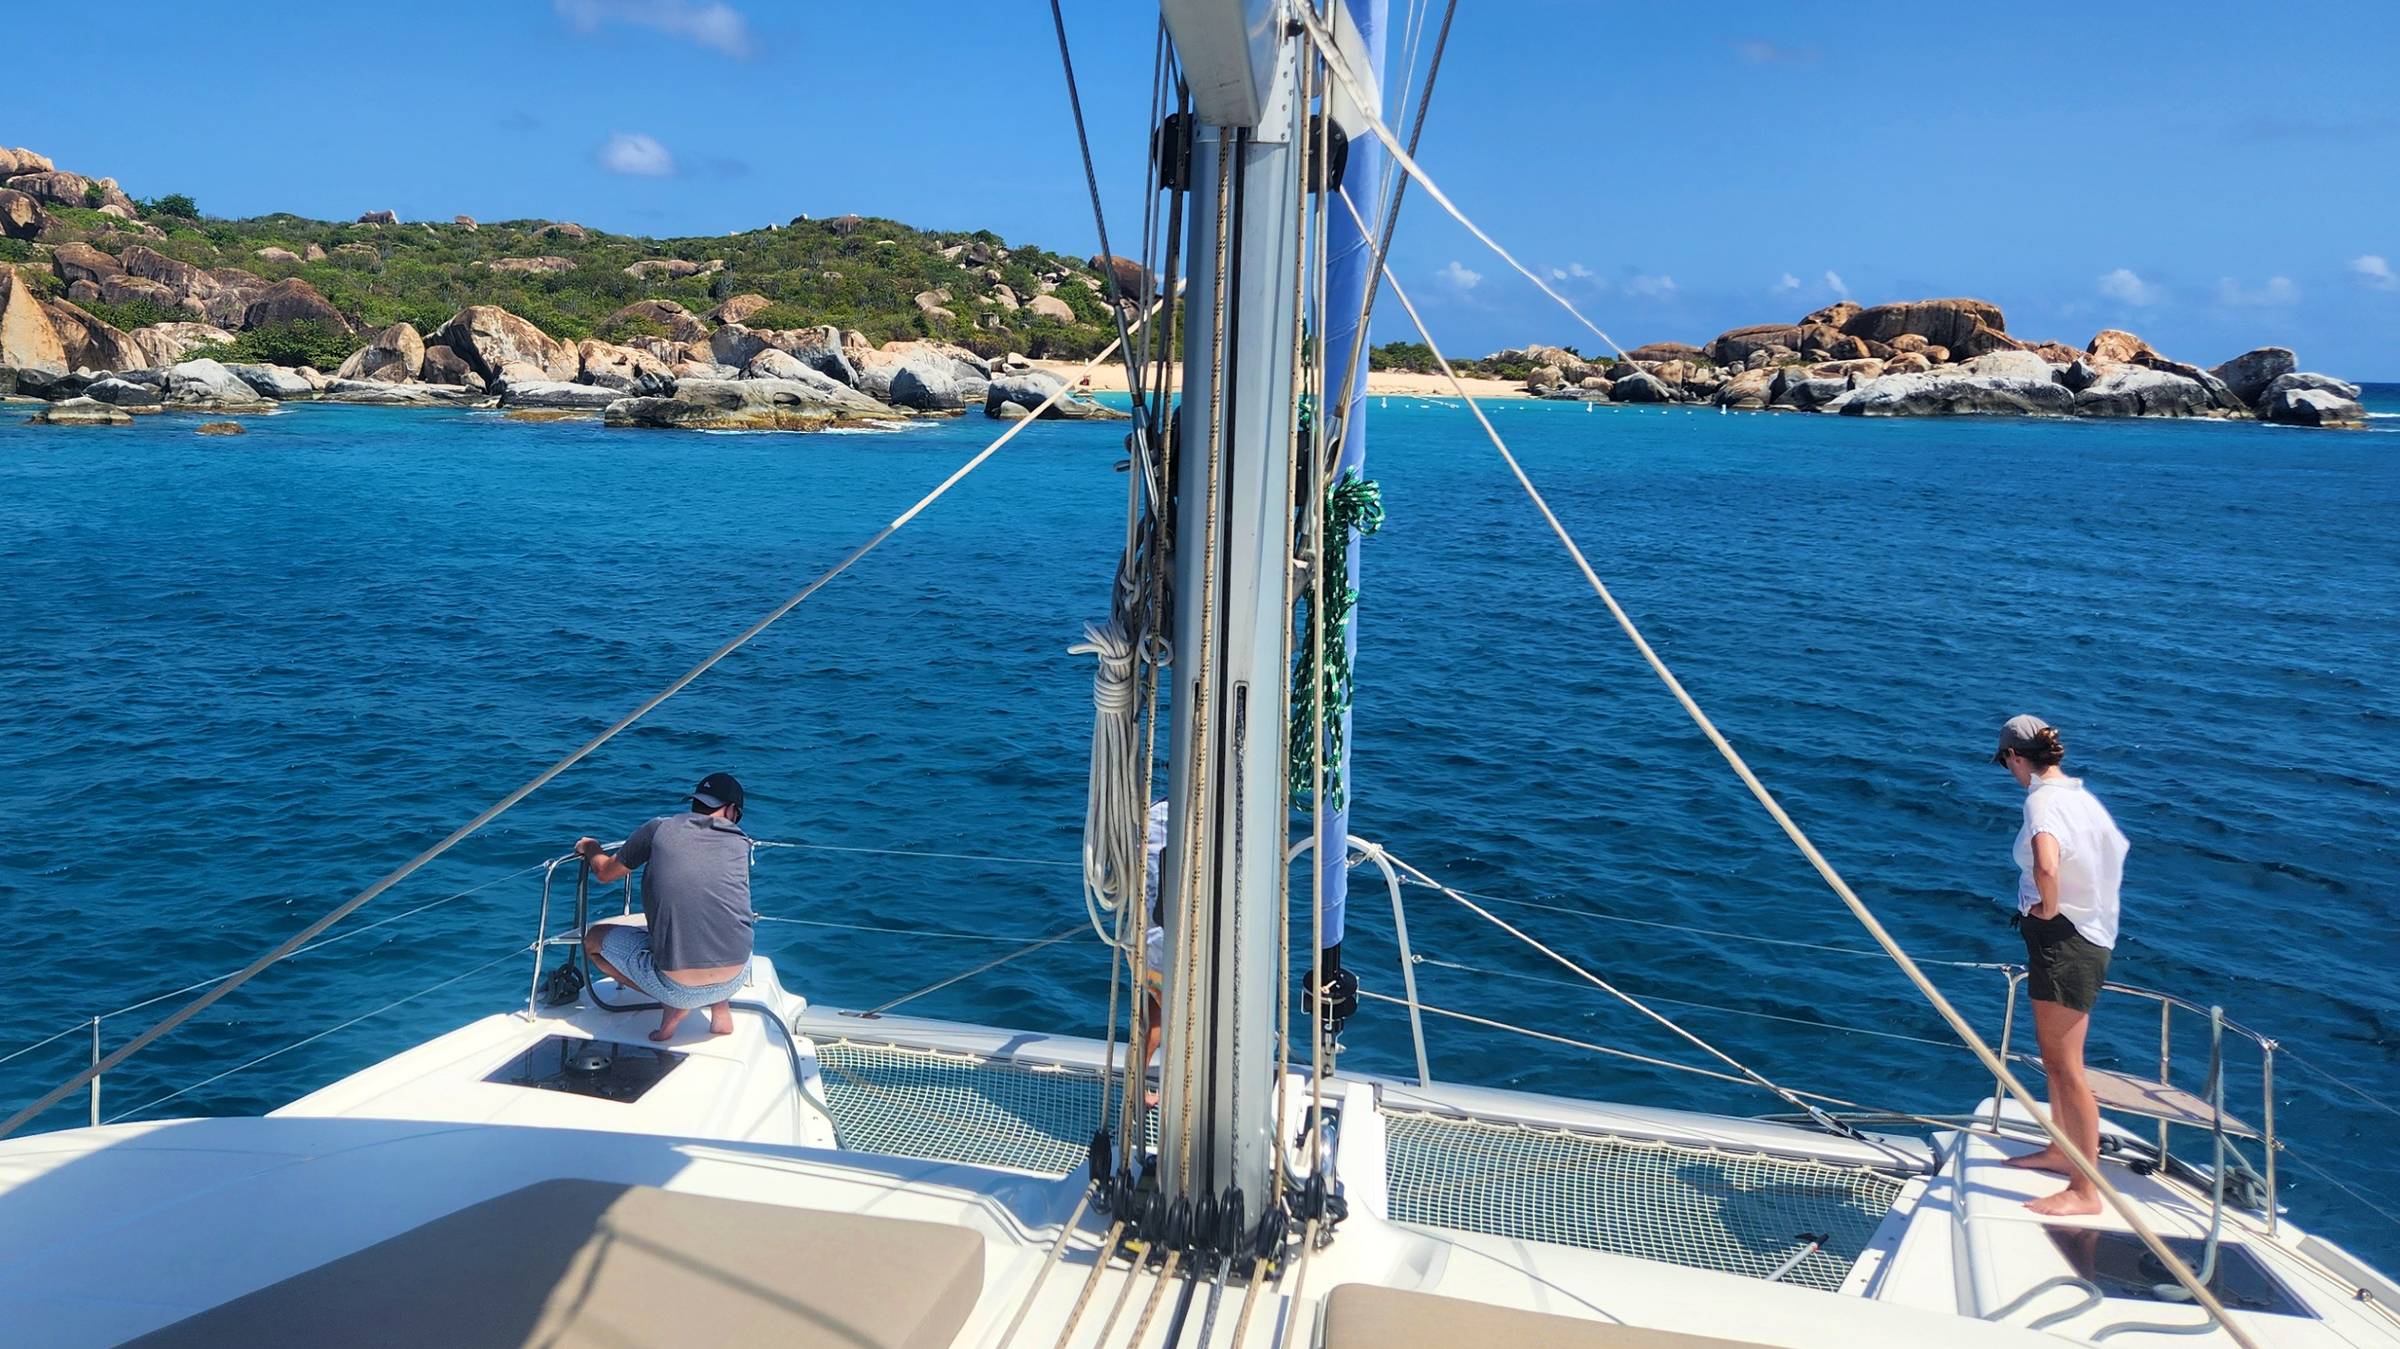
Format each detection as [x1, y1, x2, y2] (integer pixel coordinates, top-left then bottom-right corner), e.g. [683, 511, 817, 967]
[691, 772, 745, 810]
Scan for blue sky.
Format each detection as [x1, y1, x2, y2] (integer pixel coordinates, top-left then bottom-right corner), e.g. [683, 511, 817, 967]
[12, 1, 2397, 376]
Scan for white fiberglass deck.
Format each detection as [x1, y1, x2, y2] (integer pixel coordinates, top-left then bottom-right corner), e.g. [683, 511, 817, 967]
[2, 958, 2392, 1348]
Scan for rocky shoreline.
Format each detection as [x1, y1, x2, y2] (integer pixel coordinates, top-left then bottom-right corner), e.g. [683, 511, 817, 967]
[1, 141, 1129, 432]
[1490, 297, 2366, 429]
[3, 276, 1127, 431]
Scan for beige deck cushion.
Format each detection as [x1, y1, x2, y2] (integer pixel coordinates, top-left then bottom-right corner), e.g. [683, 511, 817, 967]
[128, 1178, 983, 1349]
[1321, 1284, 1774, 1349]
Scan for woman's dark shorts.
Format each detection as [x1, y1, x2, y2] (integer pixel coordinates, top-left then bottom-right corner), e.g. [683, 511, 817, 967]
[2019, 912, 2112, 1013]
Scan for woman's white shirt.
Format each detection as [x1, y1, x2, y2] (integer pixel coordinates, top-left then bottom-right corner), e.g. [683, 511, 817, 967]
[2014, 775, 2129, 949]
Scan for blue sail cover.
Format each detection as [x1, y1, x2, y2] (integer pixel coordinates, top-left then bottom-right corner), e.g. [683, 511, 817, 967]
[1315, 0, 1387, 958]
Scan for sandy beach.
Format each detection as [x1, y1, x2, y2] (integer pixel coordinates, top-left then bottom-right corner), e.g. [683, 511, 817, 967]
[1031, 359, 1530, 400]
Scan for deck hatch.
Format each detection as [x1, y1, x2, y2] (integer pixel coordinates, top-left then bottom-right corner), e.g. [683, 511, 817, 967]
[485, 1035, 683, 1103]
[1380, 1107, 1907, 1292]
[2043, 1227, 2313, 1318]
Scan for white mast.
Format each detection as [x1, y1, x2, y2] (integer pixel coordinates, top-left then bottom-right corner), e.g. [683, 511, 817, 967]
[1154, 0, 1304, 1216]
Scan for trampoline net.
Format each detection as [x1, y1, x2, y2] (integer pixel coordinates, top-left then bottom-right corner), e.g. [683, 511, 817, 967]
[815, 1038, 1154, 1175]
[1381, 1107, 1907, 1292]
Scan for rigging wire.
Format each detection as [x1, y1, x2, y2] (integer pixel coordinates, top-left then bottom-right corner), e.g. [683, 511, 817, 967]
[2281, 1045, 2400, 1123]
[1163, 127, 1237, 1198]
[0, 319, 1158, 1144]
[1367, 844, 1872, 1144]
[0, 1022, 84, 1070]
[1385, 0, 1434, 136]
[2280, 1149, 2400, 1234]
[1412, 956, 1965, 1052]
[1292, 5, 1628, 363]
[1394, 875, 2029, 972]
[1297, 25, 1337, 1205]
[754, 915, 1056, 944]
[103, 858, 558, 1026]
[1325, 0, 1458, 436]
[1359, 990, 1900, 1121]
[1046, 0, 1146, 402]
[750, 839, 1078, 870]
[20, 823, 2385, 1153]
[856, 923, 1085, 1019]
[103, 943, 531, 1125]
[1360, 990, 2139, 1157]
[1359, 229, 2259, 1348]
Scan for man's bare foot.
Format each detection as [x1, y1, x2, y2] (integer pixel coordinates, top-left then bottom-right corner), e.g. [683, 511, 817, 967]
[2005, 1146, 2071, 1174]
[650, 1008, 689, 1042]
[709, 1003, 734, 1036]
[1144, 1089, 1160, 1109]
[2025, 1187, 2104, 1217]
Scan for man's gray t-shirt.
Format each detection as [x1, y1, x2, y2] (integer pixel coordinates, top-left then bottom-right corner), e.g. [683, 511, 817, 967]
[617, 812, 754, 970]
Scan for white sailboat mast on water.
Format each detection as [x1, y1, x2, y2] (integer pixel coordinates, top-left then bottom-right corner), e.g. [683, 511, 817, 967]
[2, 3, 2397, 1347]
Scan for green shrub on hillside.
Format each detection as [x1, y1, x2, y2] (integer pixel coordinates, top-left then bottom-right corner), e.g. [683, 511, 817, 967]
[21, 204, 1123, 360]
[80, 297, 188, 332]
[46, 206, 119, 233]
[595, 313, 671, 343]
[189, 321, 358, 372]
[741, 304, 816, 332]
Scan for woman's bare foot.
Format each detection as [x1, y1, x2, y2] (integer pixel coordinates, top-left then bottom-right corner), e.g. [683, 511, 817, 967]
[650, 1008, 690, 1042]
[2025, 1187, 2104, 1217]
[709, 1002, 734, 1036]
[2005, 1146, 2070, 1173]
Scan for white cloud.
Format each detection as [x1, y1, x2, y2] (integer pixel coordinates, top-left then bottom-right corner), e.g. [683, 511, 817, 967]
[1823, 270, 1849, 296]
[1624, 274, 1677, 298]
[555, 0, 753, 57]
[599, 132, 677, 177]
[1566, 262, 1593, 279]
[1736, 39, 1818, 66]
[1438, 260, 1481, 291]
[1549, 267, 1565, 280]
[2352, 254, 2397, 290]
[2098, 267, 2164, 307]
[1772, 273, 1801, 293]
[2216, 275, 2299, 307]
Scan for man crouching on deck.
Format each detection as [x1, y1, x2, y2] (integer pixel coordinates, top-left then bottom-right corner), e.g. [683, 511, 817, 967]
[575, 772, 755, 1042]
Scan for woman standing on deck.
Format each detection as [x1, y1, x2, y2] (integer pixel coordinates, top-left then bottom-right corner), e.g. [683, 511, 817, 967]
[1995, 714, 2130, 1217]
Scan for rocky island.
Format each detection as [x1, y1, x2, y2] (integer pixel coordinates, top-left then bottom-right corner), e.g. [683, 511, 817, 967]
[0, 140, 2365, 432]
[0, 143, 1127, 430]
[1381, 296, 2366, 429]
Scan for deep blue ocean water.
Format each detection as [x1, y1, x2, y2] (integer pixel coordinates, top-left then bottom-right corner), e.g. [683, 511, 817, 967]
[3, 390, 2395, 1263]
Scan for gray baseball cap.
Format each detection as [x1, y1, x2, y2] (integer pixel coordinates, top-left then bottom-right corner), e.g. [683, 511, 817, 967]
[1992, 714, 2052, 763]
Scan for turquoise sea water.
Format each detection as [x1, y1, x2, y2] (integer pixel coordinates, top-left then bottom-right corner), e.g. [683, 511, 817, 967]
[3, 391, 2396, 1264]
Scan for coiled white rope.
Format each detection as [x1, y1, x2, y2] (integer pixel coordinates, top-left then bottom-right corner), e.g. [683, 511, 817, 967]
[1071, 619, 1145, 951]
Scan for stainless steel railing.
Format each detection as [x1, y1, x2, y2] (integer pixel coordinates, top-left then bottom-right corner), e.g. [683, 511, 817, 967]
[1988, 966, 2280, 1232]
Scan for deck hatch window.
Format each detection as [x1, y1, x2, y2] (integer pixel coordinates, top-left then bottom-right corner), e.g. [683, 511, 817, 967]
[486, 1036, 684, 1103]
[2043, 1227, 2314, 1318]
